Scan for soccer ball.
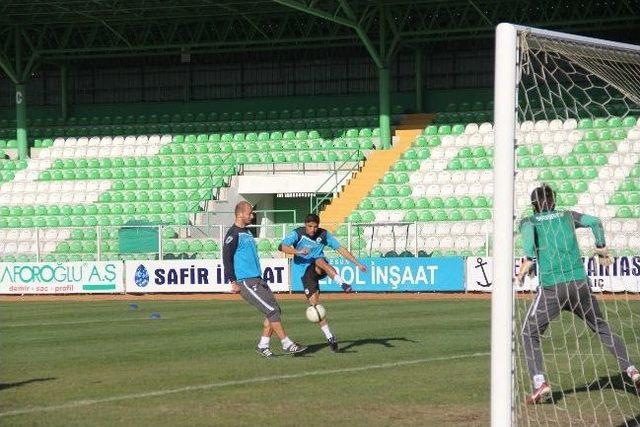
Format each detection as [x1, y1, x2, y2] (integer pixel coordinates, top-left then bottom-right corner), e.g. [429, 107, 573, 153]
[305, 304, 327, 323]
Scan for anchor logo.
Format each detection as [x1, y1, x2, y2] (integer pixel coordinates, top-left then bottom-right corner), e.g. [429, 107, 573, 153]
[474, 257, 492, 287]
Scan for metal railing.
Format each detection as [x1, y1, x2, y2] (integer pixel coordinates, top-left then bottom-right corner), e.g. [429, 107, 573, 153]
[200, 209, 298, 227]
[0, 220, 493, 262]
[186, 154, 236, 225]
[309, 149, 364, 214]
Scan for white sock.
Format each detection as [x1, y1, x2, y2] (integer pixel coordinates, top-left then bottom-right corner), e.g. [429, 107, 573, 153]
[320, 324, 333, 339]
[258, 336, 270, 349]
[281, 337, 293, 349]
[627, 365, 638, 377]
[333, 275, 344, 285]
[533, 374, 546, 389]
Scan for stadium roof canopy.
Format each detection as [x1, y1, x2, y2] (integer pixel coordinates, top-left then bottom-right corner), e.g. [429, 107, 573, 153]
[1, 0, 639, 83]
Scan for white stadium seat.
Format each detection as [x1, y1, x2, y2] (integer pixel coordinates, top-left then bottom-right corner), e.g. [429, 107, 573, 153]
[468, 134, 483, 146]
[454, 183, 468, 196]
[479, 170, 493, 183]
[628, 128, 640, 140]
[568, 130, 583, 142]
[478, 123, 493, 134]
[454, 237, 469, 250]
[435, 223, 451, 235]
[524, 132, 539, 144]
[451, 223, 465, 235]
[465, 222, 482, 235]
[623, 153, 639, 165]
[464, 123, 479, 135]
[534, 120, 549, 131]
[549, 119, 563, 130]
[440, 236, 454, 249]
[453, 171, 467, 183]
[437, 173, 452, 184]
[409, 173, 422, 185]
[421, 172, 437, 184]
[563, 118, 578, 130]
[520, 121, 535, 132]
[455, 135, 469, 146]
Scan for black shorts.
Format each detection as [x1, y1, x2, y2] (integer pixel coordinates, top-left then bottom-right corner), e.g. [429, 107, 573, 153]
[301, 258, 328, 298]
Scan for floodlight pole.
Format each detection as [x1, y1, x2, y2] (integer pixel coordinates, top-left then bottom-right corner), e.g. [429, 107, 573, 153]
[415, 49, 423, 113]
[378, 67, 391, 149]
[274, 0, 393, 149]
[14, 29, 29, 160]
[15, 83, 28, 159]
[60, 64, 69, 120]
[491, 23, 517, 427]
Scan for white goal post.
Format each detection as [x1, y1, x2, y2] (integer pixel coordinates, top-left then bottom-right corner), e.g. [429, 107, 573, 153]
[492, 23, 640, 426]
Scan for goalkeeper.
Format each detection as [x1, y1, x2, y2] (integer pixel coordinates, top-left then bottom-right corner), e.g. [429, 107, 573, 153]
[517, 184, 639, 404]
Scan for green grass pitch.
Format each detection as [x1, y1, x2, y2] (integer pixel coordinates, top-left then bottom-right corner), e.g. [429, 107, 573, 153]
[1, 297, 639, 426]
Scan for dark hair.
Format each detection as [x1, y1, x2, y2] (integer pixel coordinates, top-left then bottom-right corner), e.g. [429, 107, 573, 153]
[531, 184, 555, 213]
[304, 213, 320, 224]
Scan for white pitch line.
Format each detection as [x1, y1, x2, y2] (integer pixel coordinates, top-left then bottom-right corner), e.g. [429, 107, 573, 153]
[0, 351, 489, 417]
[0, 318, 155, 328]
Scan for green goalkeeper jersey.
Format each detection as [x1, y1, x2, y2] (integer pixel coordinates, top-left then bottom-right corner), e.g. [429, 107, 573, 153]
[519, 210, 606, 288]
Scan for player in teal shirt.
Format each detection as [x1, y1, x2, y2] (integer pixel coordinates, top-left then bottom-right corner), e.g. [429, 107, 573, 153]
[280, 213, 367, 352]
[517, 184, 639, 403]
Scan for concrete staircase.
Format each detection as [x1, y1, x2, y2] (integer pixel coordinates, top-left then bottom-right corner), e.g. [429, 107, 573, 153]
[320, 114, 433, 231]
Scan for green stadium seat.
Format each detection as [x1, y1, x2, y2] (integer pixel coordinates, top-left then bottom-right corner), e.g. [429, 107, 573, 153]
[348, 212, 362, 223]
[477, 209, 492, 220]
[474, 196, 489, 208]
[554, 169, 569, 180]
[577, 118, 593, 129]
[359, 199, 374, 210]
[401, 198, 415, 209]
[404, 211, 418, 222]
[609, 193, 626, 205]
[518, 157, 533, 168]
[563, 155, 579, 167]
[622, 116, 637, 127]
[445, 197, 459, 209]
[361, 211, 375, 222]
[593, 118, 607, 128]
[617, 207, 633, 218]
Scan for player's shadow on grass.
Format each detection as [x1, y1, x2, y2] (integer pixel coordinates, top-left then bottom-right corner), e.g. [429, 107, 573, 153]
[617, 415, 640, 427]
[298, 337, 416, 356]
[0, 377, 56, 391]
[551, 373, 638, 404]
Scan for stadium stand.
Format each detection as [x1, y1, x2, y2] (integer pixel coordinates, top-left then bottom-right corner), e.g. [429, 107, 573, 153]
[0, 98, 638, 261]
[348, 113, 640, 257]
[0, 106, 392, 261]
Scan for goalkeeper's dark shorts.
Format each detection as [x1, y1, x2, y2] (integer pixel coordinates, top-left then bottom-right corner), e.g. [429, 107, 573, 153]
[301, 258, 328, 298]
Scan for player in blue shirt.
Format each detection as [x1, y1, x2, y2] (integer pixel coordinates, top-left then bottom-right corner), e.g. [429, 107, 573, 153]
[279, 213, 367, 352]
[223, 201, 307, 358]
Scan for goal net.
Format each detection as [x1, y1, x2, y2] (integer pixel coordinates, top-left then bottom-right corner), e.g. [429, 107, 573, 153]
[492, 24, 640, 426]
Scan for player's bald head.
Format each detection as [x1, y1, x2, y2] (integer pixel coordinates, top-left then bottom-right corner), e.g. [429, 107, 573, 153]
[235, 201, 253, 216]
